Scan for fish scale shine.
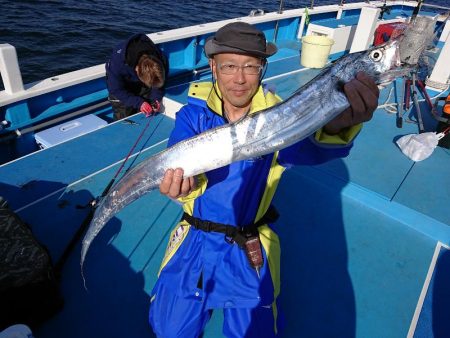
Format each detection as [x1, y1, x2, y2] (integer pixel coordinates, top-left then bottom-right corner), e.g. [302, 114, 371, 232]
[80, 16, 436, 278]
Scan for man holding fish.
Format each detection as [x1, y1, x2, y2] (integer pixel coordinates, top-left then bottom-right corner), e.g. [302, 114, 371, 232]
[149, 22, 379, 337]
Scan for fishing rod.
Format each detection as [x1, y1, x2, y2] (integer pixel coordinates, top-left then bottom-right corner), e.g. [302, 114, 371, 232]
[411, 0, 424, 23]
[54, 113, 157, 275]
[0, 101, 110, 144]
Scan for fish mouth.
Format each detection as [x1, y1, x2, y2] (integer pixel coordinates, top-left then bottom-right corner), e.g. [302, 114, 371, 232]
[376, 67, 412, 87]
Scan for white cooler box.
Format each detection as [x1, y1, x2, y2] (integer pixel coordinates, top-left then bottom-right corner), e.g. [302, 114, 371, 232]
[35, 114, 107, 149]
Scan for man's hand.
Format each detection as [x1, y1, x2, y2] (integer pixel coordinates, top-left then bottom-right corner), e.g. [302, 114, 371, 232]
[324, 72, 379, 135]
[159, 168, 196, 199]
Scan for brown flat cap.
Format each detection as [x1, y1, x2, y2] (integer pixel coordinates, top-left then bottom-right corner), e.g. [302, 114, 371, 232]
[204, 22, 277, 58]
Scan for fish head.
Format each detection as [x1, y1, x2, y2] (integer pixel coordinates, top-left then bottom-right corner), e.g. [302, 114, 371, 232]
[359, 15, 437, 86]
[363, 38, 407, 86]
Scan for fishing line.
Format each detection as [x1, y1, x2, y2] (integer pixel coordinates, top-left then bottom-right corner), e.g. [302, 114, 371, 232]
[74, 114, 156, 210]
[119, 114, 165, 176]
[108, 114, 156, 185]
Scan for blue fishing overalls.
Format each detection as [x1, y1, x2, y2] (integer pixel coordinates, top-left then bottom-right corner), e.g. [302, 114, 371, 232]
[149, 82, 360, 338]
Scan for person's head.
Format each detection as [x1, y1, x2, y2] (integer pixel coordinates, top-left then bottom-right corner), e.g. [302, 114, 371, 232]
[204, 22, 277, 111]
[135, 54, 165, 88]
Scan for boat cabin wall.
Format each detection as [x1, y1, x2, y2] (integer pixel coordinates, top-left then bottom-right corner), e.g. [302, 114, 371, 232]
[1, 78, 109, 131]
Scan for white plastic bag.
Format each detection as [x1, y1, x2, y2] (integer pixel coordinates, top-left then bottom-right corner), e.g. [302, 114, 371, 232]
[396, 131, 446, 161]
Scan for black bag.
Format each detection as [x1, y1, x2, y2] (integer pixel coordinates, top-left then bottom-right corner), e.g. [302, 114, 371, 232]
[0, 196, 64, 330]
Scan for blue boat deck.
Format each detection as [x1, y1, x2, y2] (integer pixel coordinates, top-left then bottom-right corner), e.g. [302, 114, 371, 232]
[1, 43, 450, 337]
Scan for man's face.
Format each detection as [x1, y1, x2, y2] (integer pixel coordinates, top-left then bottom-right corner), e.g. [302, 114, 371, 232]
[211, 53, 263, 110]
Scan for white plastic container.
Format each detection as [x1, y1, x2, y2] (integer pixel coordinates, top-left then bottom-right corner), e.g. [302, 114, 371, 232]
[35, 114, 107, 149]
[301, 35, 334, 68]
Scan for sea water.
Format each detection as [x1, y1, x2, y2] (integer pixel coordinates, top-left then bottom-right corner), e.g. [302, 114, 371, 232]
[1, 0, 448, 85]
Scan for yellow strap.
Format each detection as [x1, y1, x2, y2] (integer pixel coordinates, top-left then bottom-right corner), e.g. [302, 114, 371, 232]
[315, 123, 362, 145]
[158, 221, 191, 275]
[177, 174, 208, 214]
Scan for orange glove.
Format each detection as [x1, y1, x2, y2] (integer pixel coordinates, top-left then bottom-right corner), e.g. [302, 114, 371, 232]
[140, 102, 153, 117]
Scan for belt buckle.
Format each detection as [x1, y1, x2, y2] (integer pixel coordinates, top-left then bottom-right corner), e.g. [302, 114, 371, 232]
[224, 235, 234, 244]
[224, 226, 236, 244]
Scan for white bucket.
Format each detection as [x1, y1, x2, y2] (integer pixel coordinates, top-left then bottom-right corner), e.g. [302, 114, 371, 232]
[301, 35, 334, 68]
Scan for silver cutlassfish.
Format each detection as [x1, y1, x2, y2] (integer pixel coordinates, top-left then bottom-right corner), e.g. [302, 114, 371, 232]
[81, 16, 436, 274]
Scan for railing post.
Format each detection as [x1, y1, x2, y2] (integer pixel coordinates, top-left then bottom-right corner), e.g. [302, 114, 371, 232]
[426, 22, 450, 91]
[278, 0, 284, 14]
[0, 44, 24, 94]
[349, 6, 381, 53]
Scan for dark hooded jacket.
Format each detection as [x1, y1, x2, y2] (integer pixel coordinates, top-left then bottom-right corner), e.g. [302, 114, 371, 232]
[105, 33, 168, 109]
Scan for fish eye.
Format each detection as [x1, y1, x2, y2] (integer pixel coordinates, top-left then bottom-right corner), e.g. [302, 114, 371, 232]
[370, 50, 383, 62]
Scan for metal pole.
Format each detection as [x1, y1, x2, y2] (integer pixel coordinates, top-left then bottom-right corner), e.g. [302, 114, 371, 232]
[412, 71, 425, 133]
[397, 78, 405, 128]
[273, 0, 284, 42]
[278, 0, 284, 14]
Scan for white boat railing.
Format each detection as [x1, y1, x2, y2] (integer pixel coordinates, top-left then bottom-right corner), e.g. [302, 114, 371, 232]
[0, 44, 24, 95]
[0, 1, 442, 107]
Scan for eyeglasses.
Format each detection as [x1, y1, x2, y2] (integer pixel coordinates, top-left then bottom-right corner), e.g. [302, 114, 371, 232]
[218, 63, 263, 75]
